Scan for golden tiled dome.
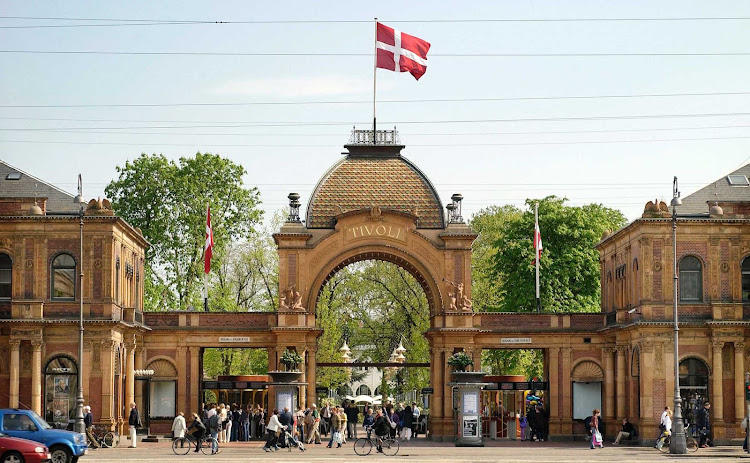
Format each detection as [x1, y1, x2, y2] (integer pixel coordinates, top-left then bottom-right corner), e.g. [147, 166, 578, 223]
[306, 146, 444, 229]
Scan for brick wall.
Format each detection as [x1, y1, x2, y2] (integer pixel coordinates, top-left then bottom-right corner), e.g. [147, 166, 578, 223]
[653, 379, 666, 418]
[573, 350, 602, 362]
[19, 377, 30, 408]
[146, 349, 176, 362]
[723, 378, 735, 422]
[143, 313, 179, 327]
[89, 376, 102, 422]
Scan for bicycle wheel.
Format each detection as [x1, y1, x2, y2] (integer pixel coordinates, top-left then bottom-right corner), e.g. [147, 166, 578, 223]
[658, 437, 671, 453]
[200, 437, 219, 455]
[102, 432, 115, 448]
[353, 438, 373, 456]
[382, 438, 399, 456]
[686, 436, 698, 452]
[172, 438, 191, 455]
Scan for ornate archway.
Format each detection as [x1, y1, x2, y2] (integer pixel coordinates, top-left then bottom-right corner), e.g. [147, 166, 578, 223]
[271, 130, 477, 441]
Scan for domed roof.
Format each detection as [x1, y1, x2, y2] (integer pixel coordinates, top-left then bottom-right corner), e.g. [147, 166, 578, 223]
[306, 144, 444, 229]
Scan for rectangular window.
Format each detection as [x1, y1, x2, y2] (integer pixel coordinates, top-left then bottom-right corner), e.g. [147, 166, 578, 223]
[572, 382, 602, 420]
[52, 268, 75, 299]
[0, 268, 10, 299]
[680, 271, 702, 301]
[149, 381, 176, 418]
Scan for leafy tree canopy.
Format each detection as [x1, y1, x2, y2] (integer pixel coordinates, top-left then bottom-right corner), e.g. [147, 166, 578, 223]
[105, 152, 262, 310]
[478, 196, 626, 314]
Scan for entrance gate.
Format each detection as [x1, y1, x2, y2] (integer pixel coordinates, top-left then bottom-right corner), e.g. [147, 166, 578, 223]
[270, 130, 477, 440]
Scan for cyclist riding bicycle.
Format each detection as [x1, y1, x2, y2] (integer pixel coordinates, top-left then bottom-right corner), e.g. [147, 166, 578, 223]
[373, 409, 391, 453]
[188, 412, 207, 453]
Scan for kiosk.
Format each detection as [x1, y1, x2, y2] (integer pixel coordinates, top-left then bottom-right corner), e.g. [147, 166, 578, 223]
[450, 371, 488, 447]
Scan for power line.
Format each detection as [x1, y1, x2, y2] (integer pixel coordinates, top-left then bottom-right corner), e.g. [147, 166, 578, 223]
[5, 90, 750, 108]
[4, 50, 750, 57]
[7, 110, 750, 128]
[4, 134, 750, 146]
[7, 123, 750, 137]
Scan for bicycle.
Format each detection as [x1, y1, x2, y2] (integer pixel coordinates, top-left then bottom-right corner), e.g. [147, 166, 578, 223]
[353, 426, 399, 456]
[87, 426, 116, 448]
[171, 433, 220, 455]
[656, 424, 698, 453]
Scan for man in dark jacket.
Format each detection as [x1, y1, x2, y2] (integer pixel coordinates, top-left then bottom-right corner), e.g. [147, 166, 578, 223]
[128, 402, 141, 448]
[373, 409, 390, 453]
[188, 413, 207, 453]
[278, 407, 294, 448]
[346, 403, 359, 439]
[697, 402, 711, 447]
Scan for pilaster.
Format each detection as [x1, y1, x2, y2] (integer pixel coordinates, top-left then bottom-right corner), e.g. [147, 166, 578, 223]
[615, 345, 627, 420]
[9, 340, 20, 408]
[712, 339, 724, 422]
[736, 342, 745, 423]
[31, 340, 43, 414]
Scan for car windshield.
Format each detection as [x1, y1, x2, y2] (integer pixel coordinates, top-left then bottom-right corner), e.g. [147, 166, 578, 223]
[27, 411, 52, 429]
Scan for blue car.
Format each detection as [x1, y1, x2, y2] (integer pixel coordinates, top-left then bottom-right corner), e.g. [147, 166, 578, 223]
[0, 410, 87, 463]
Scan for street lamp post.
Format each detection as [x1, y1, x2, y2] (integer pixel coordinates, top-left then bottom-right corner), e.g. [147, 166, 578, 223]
[73, 176, 86, 435]
[670, 176, 687, 454]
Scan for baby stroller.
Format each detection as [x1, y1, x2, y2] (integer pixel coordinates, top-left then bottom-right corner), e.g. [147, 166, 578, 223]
[280, 427, 305, 452]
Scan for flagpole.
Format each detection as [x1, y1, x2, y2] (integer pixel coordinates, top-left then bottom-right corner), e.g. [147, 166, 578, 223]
[373, 17, 378, 144]
[204, 202, 209, 312]
[535, 202, 541, 313]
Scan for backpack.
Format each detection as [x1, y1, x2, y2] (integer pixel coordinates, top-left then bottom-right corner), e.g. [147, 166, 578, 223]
[584, 416, 592, 433]
[209, 414, 220, 432]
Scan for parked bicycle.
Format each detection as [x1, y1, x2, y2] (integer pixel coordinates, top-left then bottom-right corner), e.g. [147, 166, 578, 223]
[171, 433, 220, 455]
[88, 426, 117, 448]
[353, 426, 399, 456]
[656, 424, 698, 453]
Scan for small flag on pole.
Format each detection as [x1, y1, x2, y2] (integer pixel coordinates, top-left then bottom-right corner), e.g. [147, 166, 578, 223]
[204, 205, 214, 274]
[376, 22, 431, 80]
[534, 218, 543, 262]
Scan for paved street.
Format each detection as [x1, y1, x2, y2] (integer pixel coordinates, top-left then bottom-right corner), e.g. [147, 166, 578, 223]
[83, 439, 750, 462]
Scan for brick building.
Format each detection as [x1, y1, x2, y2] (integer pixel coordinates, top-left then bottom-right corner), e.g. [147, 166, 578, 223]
[0, 147, 748, 444]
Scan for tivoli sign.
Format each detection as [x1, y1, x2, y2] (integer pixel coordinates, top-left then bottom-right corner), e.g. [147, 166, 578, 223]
[346, 223, 406, 242]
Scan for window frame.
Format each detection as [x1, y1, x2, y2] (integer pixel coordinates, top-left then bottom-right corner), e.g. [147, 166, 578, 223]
[0, 253, 11, 300]
[50, 253, 76, 301]
[742, 257, 750, 302]
[678, 255, 703, 303]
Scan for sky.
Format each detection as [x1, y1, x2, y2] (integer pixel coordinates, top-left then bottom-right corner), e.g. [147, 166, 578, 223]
[2, 0, 750, 225]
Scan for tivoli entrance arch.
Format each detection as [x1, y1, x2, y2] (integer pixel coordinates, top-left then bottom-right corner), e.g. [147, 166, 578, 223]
[271, 130, 477, 439]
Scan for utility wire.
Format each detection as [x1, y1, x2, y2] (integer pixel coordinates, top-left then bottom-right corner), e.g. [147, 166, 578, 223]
[4, 90, 750, 108]
[7, 110, 750, 128]
[3, 50, 750, 57]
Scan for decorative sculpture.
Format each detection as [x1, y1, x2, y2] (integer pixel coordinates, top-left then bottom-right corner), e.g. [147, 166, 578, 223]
[444, 279, 471, 311]
[280, 285, 305, 311]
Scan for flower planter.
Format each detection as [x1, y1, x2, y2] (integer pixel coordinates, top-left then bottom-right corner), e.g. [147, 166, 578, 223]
[267, 370, 303, 384]
[450, 371, 487, 384]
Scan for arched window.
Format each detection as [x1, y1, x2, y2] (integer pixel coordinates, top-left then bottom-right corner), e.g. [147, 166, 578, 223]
[678, 358, 710, 425]
[356, 385, 372, 396]
[679, 256, 703, 302]
[742, 257, 750, 302]
[44, 355, 78, 428]
[0, 253, 11, 300]
[51, 253, 75, 300]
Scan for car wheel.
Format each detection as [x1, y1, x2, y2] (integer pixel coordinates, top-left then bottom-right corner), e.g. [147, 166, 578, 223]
[49, 446, 71, 463]
[2, 451, 24, 463]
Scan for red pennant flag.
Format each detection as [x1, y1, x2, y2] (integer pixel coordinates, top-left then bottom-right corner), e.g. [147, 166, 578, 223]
[376, 22, 430, 80]
[204, 205, 214, 274]
[533, 219, 543, 263]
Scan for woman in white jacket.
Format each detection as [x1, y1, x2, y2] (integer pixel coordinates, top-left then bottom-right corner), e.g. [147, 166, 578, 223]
[263, 409, 282, 452]
[172, 412, 187, 439]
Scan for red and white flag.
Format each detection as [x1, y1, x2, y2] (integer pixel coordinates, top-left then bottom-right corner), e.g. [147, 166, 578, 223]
[204, 205, 214, 274]
[534, 218, 543, 262]
[376, 22, 430, 80]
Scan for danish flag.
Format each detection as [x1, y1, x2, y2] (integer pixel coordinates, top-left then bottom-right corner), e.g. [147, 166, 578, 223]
[204, 205, 214, 274]
[534, 219, 543, 262]
[376, 22, 430, 80]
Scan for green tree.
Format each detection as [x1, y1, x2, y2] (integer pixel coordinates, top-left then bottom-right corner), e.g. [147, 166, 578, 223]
[105, 153, 262, 310]
[203, 348, 268, 377]
[481, 349, 543, 379]
[489, 196, 626, 313]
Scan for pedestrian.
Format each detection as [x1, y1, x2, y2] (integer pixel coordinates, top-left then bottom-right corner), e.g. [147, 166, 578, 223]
[527, 405, 538, 441]
[231, 403, 240, 442]
[402, 405, 413, 441]
[411, 402, 421, 439]
[590, 409, 604, 449]
[519, 413, 528, 440]
[363, 408, 375, 431]
[307, 404, 322, 445]
[536, 405, 548, 441]
[187, 413, 207, 453]
[656, 409, 672, 450]
[278, 406, 294, 448]
[346, 401, 359, 440]
[240, 404, 250, 441]
[208, 407, 221, 445]
[373, 409, 390, 453]
[172, 411, 187, 440]
[128, 402, 141, 448]
[296, 406, 306, 444]
[263, 409, 281, 452]
[327, 406, 342, 448]
[83, 406, 99, 449]
[321, 403, 331, 437]
[390, 408, 399, 439]
[697, 402, 711, 448]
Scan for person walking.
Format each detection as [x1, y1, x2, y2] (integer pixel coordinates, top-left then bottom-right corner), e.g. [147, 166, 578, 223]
[307, 404, 322, 445]
[83, 406, 99, 449]
[172, 411, 187, 440]
[127, 402, 141, 448]
[296, 406, 306, 445]
[697, 402, 711, 448]
[321, 403, 331, 437]
[327, 407, 342, 448]
[411, 402, 421, 439]
[656, 409, 672, 450]
[402, 405, 413, 441]
[240, 405, 250, 441]
[346, 402, 359, 440]
[536, 405, 548, 441]
[263, 409, 282, 452]
[338, 406, 348, 444]
[208, 407, 221, 445]
[231, 403, 240, 442]
[590, 409, 604, 449]
[187, 413, 207, 453]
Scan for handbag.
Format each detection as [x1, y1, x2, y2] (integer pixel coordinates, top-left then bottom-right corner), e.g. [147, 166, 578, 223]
[333, 431, 342, 444]
[594, 430, 602, 444]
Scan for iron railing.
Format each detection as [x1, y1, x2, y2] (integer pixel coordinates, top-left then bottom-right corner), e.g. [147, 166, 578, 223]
[348, 128, 401, 145]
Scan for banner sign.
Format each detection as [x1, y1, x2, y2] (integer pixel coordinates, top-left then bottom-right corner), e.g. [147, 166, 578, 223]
[500, 337, 532, 344]
[219, 337, 250, 343]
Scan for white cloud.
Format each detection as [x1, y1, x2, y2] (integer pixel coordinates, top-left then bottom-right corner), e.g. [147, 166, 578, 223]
[212, 75, 383, 97]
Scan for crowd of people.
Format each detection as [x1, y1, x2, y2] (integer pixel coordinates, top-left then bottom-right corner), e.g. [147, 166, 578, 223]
[518, 404, 549, 441]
